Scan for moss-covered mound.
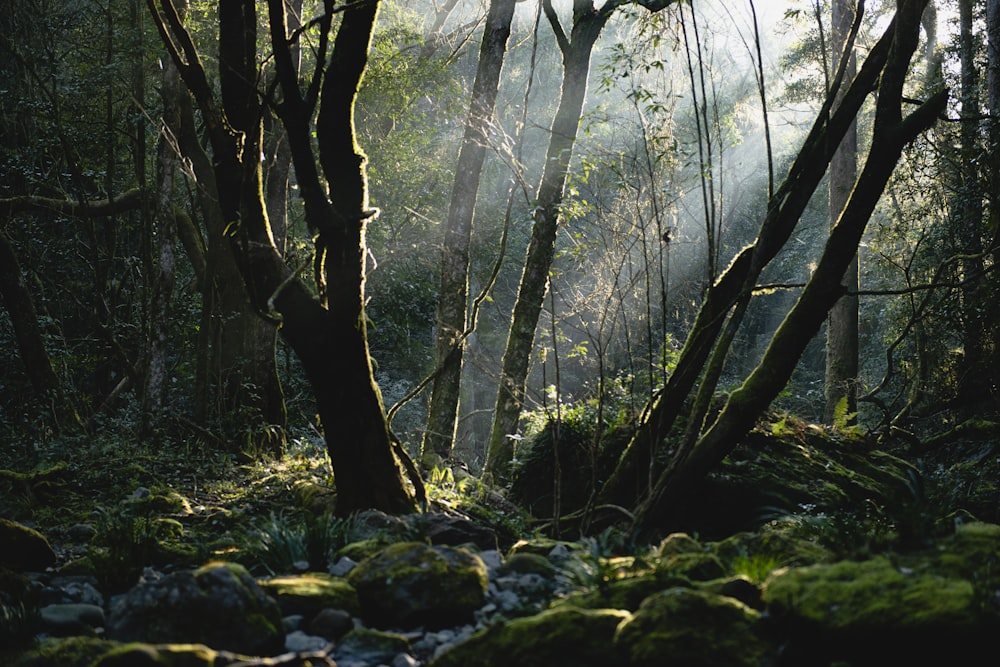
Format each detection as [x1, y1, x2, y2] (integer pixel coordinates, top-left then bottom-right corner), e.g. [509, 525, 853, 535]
[106, 562, 284, 655]
[429, 607, 631, 667]
[615, 587, 769, 667]
[258, 572, 360, 618]
[762, 554, 995, 663]
[0, 518, 56, 571]
[347, 542, 487, 629]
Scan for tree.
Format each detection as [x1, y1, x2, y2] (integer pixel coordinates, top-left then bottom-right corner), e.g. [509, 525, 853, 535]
[148, 0, 419, 514]
[422, 0, 520, 468]
[484, 0, 679, 481]
[592, 0, 946, 533]
[824, 0, 860, 423]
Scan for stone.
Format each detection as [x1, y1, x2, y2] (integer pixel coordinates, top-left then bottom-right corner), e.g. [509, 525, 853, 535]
[106, 561, 284, 655]
[656, 532, 703, 556]
[308, 607, 354, 641]
[615, 587, 769, 667]
[0, 517, 56, 571]
[429, 606, 630, 667]
[334, 627, 411, 666]
[39, 603, 106, 636]
[348, 542, 487, 629]
[415, 512, 498, 551]
[258, 572, 360, 618]
[285, 629, 329, 653]
[762, 556, 989, 662]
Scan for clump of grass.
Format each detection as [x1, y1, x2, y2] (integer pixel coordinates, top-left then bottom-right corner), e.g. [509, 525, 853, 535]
[251, 511, 357, 575]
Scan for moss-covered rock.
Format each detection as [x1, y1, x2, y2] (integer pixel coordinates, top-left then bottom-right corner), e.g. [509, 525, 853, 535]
[614, 587, 769, 667]
[502, 552, 558, 577]
[348, 542, 487, 629]
[429, 607, 631, 667]
[507, 537, 582, 560]
[0, 518, 56, 571]
[91, 643, 223, 667]
[558, 570, 692, 611]
[336, 538, 391, 562]
[657, 551, 727, 582]
[713, 527, 833, 571]
[335, 628, 410, 665]
[8, 636, 119, 667]
[656, 532, 704, 556]
[106, 561, 284, 655]
[762, 556, 990, 662]
[258, 572, 360, 618]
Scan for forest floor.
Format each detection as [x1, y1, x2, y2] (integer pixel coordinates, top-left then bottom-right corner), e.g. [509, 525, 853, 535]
[2, 414, 1000, 665]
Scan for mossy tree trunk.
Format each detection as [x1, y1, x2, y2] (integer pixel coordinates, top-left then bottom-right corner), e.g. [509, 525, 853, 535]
[149, 0, 418, 514]
[627, 0, 946, 533]
[422, 0, 519, 469]
[484, 0, 679, 482]
[823, 0, 860, 424]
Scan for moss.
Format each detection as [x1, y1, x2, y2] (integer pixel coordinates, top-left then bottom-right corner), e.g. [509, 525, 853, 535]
[507, 538, 582, 559]
[259, 572, 360, 617]
[348, 542, 487, 628]
[503, 552, 557, 577]
[336, 628, 410, 665]
[614, 588, 768, 667]
[429, 607, 631, 667]
[336, 538, 390, 562]
[132, 489, 193, 515]
[9, 636, 119, 667]
[558, 571, 692, 611]
[91, 643, 229, 667]
[0, 518, 56, 571]
[763, 557, 979, 633]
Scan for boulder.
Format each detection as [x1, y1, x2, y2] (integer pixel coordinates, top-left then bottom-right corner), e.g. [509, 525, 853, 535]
[348, 542, 487, 629]
[429, 607, 630, 667]
[334, 627, 411, 666]
[106, 561, 284, 655]
[414, 512, 498, 551]
[39, 603, 106, 637]
[762, 556, 989, 662]
[0, 517, 56, 571]
[614, 587, 769, 667]
[258, 572, 360, 618]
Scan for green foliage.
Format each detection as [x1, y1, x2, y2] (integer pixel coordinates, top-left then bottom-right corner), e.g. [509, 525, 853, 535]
[90, 503, 172, 591]
[730, 553, 782, 585]
[0, 598, 37, 649]
[250, 511, 357, 576]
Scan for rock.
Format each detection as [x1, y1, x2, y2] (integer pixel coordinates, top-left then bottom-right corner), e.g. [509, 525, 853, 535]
[258, 572, 360, 618]
[0, 517, 56, 571]
[334, 627, 411, 666]
[501, 552, 557, 578]
[308, 607, 354, 641]
[429, 607, 630, 667]
[657, 551, 727, 582]
[106, 561, 284, 655]
[348, 542, 487, 629]
[42, 575, 104, 606]
[284, 629, 329, 653]
[656, 532, 703, 556]
[67, 523, 97, 543]
[615, 587, 769, 667]
[558, 571, 691, 612]
[762, 556, 987, 662]
[415, 512, 498, 551]
[91, 642, 251, 667]
[39, 603, 106, 636]
[16, 636, 119, 667]
[328, 555, 357, 577]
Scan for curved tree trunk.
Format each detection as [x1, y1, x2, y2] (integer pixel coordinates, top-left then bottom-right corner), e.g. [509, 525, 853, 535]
[149, 0, 417, 513]
[631, 0, 945, 533]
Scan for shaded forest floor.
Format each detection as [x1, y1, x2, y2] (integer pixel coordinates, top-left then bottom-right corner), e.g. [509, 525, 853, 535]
[3, 412, 1000, 665]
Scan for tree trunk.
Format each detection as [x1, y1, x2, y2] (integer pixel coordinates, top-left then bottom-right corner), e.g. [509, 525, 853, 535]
[422, 0, 518, 468]
[632, 0, 945, 533]
[598, 1, 939, 521]
[954, 0, 990, 411]
[484, 2, 611, 480]
[987, 0, 1000, 373]
[150, 0, 417, 513]
[141, 51, 181, 438]
[824, 0, 860, 423]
